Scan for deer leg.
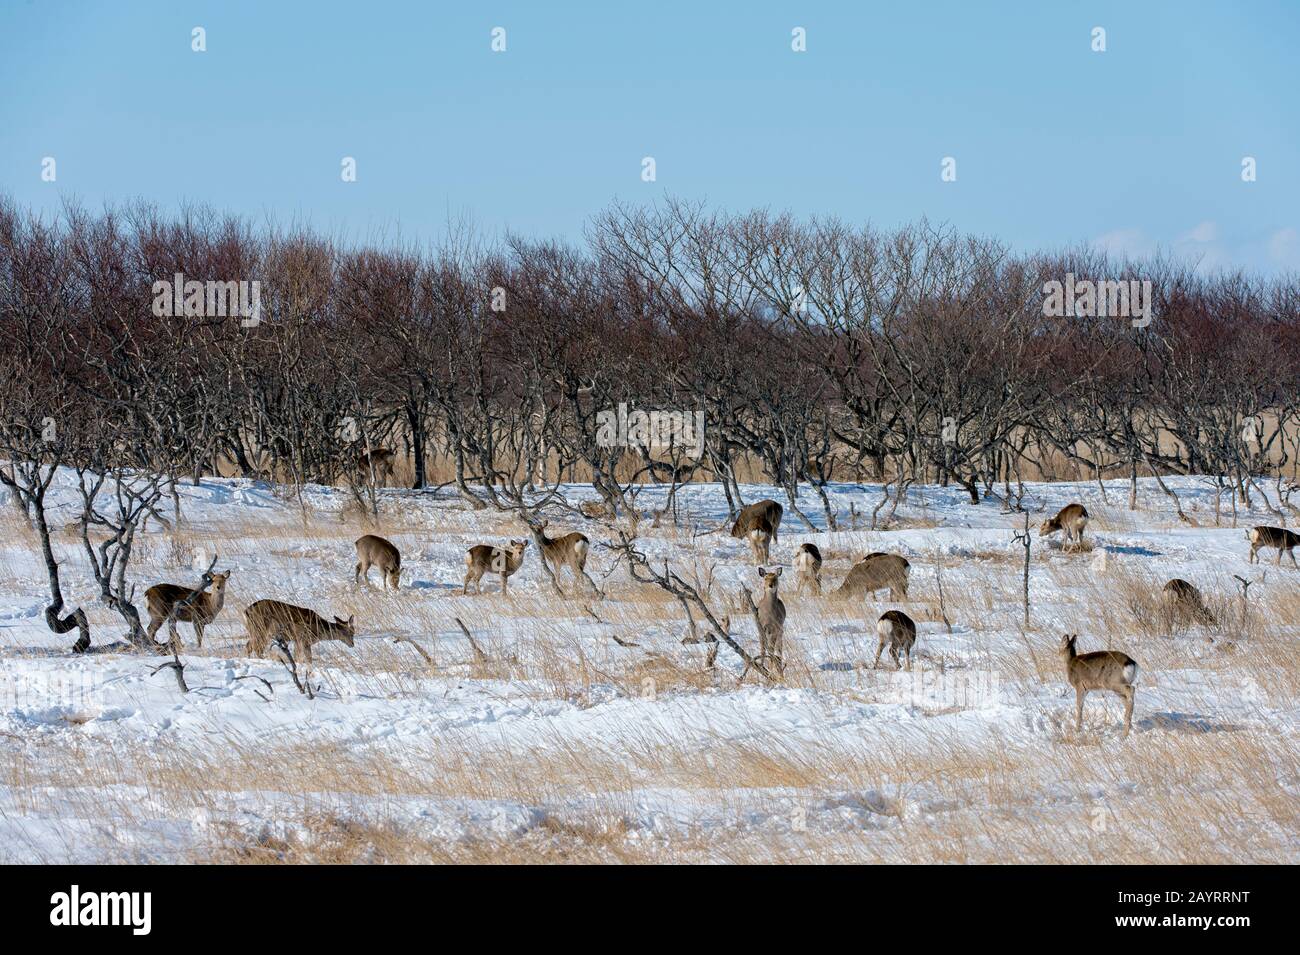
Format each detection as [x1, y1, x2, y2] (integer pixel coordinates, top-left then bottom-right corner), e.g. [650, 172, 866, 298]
[146, 614, 164, 644]
[1291, 548, 1298, 568]
[890, 644, 901, 670]
[194, 622, 204, 648]
[873, 639, 886, 670]
[355, 562, 364, 586]
[1120, 686, 1134, 738]
[1075, 687, 1086, 732]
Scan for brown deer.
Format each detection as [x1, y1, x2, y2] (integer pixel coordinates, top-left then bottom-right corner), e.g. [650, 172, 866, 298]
[1247, 526, 1299, 567]
[793, 542, 823, 595]
[1058, 633, 1139, 739]
[354, 534, 401, 590]
[527, 518, 600, 596]
[745, 516, 775, 564]
[463, 539, 529, 595]
[731, 500, 783, 562]
[834, 552, 909, 600]
[754, 566, 787, 674]
[144, 571, 232, 649]
[1040, 503, 1089, 550]
[1161, 578, 1215, 627]
[874, 609, 916, 670]
[244, 599, 356, 664]
[353, 448, 397, 486]
[579, 499, 616, 521]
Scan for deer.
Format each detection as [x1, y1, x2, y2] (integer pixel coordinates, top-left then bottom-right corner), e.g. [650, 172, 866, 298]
[754, 566, 787, 675]
[1040, 503, 1089, 550]
[526, 518, 600, 596]
[355, 534, 401, 590]
[731, 500, 783, 563]
[353, 447, 397, 486]
[874, 609, 916, 670]
[793, 542, 823, 595]
[144, 570, 232, 650]
[834, 552, 910, 601]
[1162, 578, 1215, 627]
[244, 599, 356, 664]
[463, 539, 529, 595]
[745, 516, 775, 564]
[1247, 526, 1299, 567]
[1058, 633, 1139, 739]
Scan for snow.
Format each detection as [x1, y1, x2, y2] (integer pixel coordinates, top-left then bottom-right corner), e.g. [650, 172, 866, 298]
[1, 471, 1297, 862]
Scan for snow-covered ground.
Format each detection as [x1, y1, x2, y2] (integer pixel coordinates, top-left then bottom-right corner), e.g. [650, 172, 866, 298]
[1, 473, 1297, 863]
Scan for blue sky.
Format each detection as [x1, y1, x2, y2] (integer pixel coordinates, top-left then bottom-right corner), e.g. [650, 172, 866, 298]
[1, 0, 1296, 270]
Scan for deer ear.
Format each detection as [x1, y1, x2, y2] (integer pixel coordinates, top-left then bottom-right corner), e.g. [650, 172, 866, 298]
[348, 615, 355, 627]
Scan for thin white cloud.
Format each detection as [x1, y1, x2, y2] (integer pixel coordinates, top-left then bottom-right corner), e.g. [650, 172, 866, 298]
[1091, 228, 1155, 260]
[1266, 228, 1299, 267]
[1089, 223, 1297, 273]
[1181, 221, 1217, 243]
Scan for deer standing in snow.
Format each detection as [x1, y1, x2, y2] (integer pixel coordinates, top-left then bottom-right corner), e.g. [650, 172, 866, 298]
[354, 534, 401, 590]
[1040, 503, 1089, 550]
[1247, 526, 1298, 567]
[463, 539, 529, 595]
[731, 500, 783, 564]
[526, 518, 600, 596]
[144, 571, 231, 650]
[1058, 633, 1139, 739]
[793, 543, 823, 595]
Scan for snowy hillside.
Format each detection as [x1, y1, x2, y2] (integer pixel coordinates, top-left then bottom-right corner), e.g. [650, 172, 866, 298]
[1, 473, 1296, 863]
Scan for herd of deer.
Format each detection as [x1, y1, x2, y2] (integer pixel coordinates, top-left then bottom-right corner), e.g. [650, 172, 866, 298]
[140, 496, 1299, 740]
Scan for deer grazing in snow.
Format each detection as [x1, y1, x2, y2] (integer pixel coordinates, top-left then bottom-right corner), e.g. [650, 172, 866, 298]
[526, 518, 600, 596]
[462, 539, 529, 595]
[875, 609, 916, 670]
[834, 552, 910, 600]
[1040, 503, 1089, 550]
[145, 570, 231, 650]
[754, 566, 787, 674]
[793, 542, 823, 595]
[731, 499, 783, 564]
[1058, 633, 1139, 739]
[244, 599, 356, 664]
[1162, 578, 1215, 627]
[1247, 526, 1299, 567]
[355, 534, 401, 590]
